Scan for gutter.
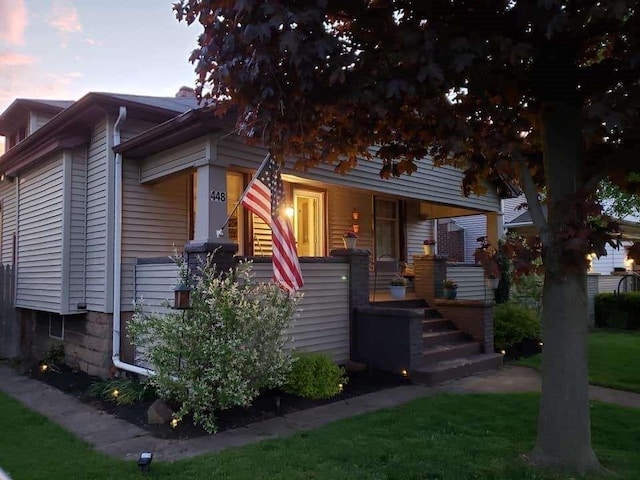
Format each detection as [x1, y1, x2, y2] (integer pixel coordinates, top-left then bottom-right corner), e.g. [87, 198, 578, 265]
[111, 106, 152, 376]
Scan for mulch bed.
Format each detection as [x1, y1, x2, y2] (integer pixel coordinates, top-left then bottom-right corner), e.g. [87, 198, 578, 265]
[27, 364, 409, 439]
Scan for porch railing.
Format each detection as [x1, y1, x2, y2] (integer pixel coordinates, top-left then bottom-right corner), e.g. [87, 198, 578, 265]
[134, 257, 350, 364]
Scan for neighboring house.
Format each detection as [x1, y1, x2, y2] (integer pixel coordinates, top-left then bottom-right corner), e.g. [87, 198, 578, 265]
[503, 195, 640, 325]
[0, 89, 505, 378]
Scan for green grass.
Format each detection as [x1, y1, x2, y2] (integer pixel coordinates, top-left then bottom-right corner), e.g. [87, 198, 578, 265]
[1, 391, 640, 479]
[519, 329, 640, 393]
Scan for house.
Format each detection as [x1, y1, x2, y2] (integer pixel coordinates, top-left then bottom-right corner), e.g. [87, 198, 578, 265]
[503, 195, 640, 325]
[0, 89, 504, 380]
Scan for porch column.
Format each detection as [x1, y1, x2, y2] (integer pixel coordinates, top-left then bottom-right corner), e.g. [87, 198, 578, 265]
[486, 211, 504, 245]
[414, 255, 447, 305]
[331, 248, 370, 360]
[186, 163, 237, 273]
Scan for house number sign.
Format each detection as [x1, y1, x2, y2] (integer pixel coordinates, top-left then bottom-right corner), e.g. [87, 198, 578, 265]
[210, 190, 227, 202]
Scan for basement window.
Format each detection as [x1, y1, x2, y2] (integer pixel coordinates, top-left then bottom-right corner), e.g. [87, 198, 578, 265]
[36, 311, 64, 340]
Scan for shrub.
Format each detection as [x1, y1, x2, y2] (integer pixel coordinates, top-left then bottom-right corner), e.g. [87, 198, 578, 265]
[284, 352, 347, 399]
[493, 302, 541, 351]
[88, 377, 154, 406]
[594, 292, 640, 329]
[128, 256, 300, 433]
[510, 272, 544, 317]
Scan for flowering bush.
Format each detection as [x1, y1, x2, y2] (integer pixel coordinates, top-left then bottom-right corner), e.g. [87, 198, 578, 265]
[343, 231, 358, 238]
[423, 239, 436, 245]
[128, 256, 300, 433]
[443, 279, 458, 289]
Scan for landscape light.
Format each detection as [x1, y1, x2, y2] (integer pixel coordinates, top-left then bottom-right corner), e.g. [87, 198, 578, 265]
[401, 369, 408, 377]
[137, 452, 153, 473]
[40, 364, 48, 373]
[112, 389, 119, 398]
[170, 418, 179, 428]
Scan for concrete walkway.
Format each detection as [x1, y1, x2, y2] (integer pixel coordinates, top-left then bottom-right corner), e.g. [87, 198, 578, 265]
[1, 364, 639, 462]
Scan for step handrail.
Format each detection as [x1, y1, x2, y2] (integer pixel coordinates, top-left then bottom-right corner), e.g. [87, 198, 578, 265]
[616, 271, 640, 295]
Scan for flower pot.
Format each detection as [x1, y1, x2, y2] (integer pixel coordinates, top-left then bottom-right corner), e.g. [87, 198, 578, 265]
[485, 278, 500, 289]
[444, 288, 457, 300]
[422, 244, 434, 255]
[343, 237, 357, 249]
[389, 285, 406, 299]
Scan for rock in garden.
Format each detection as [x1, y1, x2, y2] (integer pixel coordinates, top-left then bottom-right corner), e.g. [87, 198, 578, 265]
[147, 399, 173, 425]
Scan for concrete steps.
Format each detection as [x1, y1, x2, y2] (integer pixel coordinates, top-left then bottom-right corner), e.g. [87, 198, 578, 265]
[412, 353, 504, 386]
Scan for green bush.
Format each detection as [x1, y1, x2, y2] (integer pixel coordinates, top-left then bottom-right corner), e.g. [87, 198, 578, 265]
[493, 302, 541, 351]
[284, 353, 347, 400]
[128, 256, 300, 433]
[594, 292, 640, 329]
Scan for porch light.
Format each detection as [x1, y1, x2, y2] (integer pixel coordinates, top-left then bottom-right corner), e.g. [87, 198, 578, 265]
[137, 452, 153, 473]
[173, 283, 191, 310]
[352, 224, 360, 234]
[285, 205, 295, 218]
[351, 208, 359, 220]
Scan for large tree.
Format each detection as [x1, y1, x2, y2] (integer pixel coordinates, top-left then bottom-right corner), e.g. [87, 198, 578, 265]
[175, 0, 640, 473]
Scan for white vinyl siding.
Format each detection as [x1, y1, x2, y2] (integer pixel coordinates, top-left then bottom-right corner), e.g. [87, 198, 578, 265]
[453, 214, 487, 263]
[327, 185, 373, 252]
[121, 119, 159, 143]
[406, 201, 434, 261]
[217, 135, 500, 213]
[445, 265, 493, 301]
[28, 111, 57, 134]
[134, 261, 350, 364]
[121, 160, 189, 310]
[0, 181, 17, 265]
[85, 118, 109, 311]
[139, 137, 207, 183]
[590, 243, 630, 275]
[68, 147, 87, 312]
[502, 196, 527, 224]
[598, 274, 623, 294]
[15, 154, 64, 311]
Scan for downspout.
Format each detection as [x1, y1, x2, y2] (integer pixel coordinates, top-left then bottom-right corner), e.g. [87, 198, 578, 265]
[111, 106, 151, 376]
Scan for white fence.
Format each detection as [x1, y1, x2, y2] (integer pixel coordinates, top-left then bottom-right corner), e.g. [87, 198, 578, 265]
[134, 260, 351, 363]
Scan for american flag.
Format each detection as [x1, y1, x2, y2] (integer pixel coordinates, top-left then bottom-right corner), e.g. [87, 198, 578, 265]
[241, 155, 303, 292]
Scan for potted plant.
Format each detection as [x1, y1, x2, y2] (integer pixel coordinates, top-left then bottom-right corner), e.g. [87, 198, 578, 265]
[474, 237, 502, 291]
[422, 239, 436, 255]
[343, 231, 358, 249]
[389, 275, 408, 299]
[443, 279, 458, 300]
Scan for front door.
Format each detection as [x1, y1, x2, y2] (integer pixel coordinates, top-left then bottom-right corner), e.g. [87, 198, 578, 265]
[293, 189, 324, 256]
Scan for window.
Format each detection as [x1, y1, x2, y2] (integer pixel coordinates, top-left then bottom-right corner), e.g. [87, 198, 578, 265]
[36, 311, 64, 340]
[374, 197, 400, 259]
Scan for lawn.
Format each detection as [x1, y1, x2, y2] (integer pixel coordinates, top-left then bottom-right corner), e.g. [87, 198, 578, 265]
[519, 329, 640, 393]
[1, 391, 639, 480]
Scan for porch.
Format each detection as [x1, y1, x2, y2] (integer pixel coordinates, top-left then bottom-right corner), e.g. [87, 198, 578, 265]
[128, 250, 500, 384]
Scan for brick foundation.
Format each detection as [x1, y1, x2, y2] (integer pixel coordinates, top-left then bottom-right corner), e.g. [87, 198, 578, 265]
[28, 310, 114, 379]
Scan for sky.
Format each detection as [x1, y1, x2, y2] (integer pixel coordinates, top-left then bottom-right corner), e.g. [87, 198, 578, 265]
[0, 0, 201, 151]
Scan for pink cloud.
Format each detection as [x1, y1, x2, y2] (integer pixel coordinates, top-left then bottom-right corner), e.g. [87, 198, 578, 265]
[0, 52, 36, 67]
[49, 0, 82, 34]
[0, 0, 28, 46]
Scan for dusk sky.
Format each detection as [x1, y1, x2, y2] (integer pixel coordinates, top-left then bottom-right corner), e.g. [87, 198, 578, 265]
[0, 0, 201, 151]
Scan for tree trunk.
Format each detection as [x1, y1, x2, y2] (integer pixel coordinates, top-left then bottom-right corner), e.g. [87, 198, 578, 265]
[528, 103, 602, 473]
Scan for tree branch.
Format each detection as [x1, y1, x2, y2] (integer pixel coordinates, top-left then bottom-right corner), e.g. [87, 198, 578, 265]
[514, 151, 550, 243]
